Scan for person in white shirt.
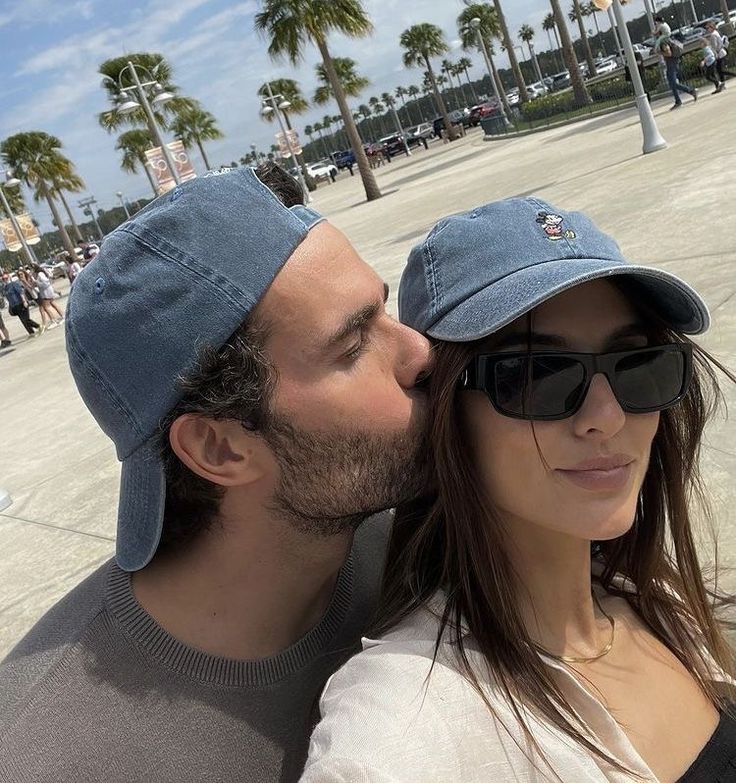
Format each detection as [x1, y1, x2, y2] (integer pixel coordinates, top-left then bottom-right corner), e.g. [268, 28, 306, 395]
[31, 262, 64, 329]
[705, 21, 735, 86]
[301, 199, 736, 783]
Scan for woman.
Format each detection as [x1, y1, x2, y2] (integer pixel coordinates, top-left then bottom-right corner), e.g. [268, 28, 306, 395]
[301, 199, 736, 782]
[31, 262, 64, 329]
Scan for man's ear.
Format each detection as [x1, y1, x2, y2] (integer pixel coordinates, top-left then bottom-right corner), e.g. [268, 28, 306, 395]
[169, 415, 269, 487]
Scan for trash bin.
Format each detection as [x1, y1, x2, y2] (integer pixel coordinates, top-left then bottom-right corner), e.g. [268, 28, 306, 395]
[480, 115, 508, 137]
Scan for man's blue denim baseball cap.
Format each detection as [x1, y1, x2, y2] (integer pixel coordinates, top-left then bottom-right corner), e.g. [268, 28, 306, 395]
[399, 197, 709, 340]
[65, 166, 324, 571]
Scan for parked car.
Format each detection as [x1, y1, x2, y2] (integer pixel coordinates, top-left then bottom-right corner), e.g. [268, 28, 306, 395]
[526, 81, 549, 99]
[431, 110, 468, 137]
[407, 121, 434, 140]
[468, 102, 498, 126]
[505, 89, 521, 107]
[306, 160, 337, 182]
[550, 70, 571, 90]
[330, 149, 355, 170]
[594, 58, 619, 75]
[378, 133, 422, 156]
[40, 259, 67, 279]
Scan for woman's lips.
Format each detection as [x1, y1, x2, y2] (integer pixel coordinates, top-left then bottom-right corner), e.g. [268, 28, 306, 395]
[556, 456, 634, 492]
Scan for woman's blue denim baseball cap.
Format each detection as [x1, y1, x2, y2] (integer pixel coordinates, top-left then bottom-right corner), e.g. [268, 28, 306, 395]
[65, 167, 324, 572]
[398, 197, 709, 340]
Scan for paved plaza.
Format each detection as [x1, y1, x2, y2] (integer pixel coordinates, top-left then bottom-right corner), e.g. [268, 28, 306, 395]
[1, 93, 735, 657]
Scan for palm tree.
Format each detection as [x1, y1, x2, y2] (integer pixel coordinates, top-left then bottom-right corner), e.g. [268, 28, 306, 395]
[371, 102, 386, 137]
[116, 129, 158, 195]
[456, 56, 479, 105]
[490, 1, 528, 102]
[400, 23, 458, 141]
[255, 0, 382, 202]
[457, 4, 512, 118]
[518, 24, 544, 85]
[304, 123, 317, 156]
[313, 57, 369, 105]
[441, 59, 458, 110]
[406, 84, 422, 120]
[1, 131, 79, 255]
[312, 121, 329, 156]
[569, 1, 597, 77]
[543, 12, 563, 71]
[258, 78, 309, 130]
[0, 182, 25, 217]
[169, 104, 223, 170]
[98, 53, 196, 134]
[586, 2, 606, 57]
[550, 0, 590, 105]
[51, 172, 85, 243]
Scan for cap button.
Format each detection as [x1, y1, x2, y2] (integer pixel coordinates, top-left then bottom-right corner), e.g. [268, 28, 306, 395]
[95, 277, 105, 294]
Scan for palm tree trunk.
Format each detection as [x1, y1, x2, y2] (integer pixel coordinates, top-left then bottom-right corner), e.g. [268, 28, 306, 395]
[721, 1, 734, 35]
[41, 181, 76, 256]
[195, 138, 211, 170]
[573, 0, 597, 77]
[553, 25, 563, 71]
[57, 190, 83, 243]
[316, 38, 381, 201]
[530, 43, 544, 84]
[550, 0, 591, 105]
[138, 154, 159, 196]
[592, 11, 605, 56]
[465, 67, 479, 105]
[426, 58, 459, 141]
[488, 47, 513, 118]
[494, 0, 529, 102]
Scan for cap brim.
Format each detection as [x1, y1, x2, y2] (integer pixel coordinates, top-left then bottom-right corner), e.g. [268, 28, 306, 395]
[426, 259, 710, 341]
[116, 438, 166, 572]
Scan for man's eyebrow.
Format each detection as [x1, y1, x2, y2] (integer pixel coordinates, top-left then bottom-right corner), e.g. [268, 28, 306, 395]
[325, 301, 381, 350]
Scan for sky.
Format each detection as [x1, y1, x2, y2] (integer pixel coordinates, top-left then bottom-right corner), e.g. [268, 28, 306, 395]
[0, 0, 647, 232]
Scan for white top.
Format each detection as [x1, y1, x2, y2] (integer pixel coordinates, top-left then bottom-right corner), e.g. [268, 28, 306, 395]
[300, 575, 729, 783]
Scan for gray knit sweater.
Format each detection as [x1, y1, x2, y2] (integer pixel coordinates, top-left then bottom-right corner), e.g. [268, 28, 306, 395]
[0, 512, 391, 782]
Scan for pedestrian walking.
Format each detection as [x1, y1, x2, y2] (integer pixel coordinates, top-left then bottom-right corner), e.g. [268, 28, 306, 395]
[31, 262, 64, 329]
[705, 21, 735, 86]
[701, 37, 722, 92]
[63, 252, 82, 284]
[0, 301, 11, 349]
[661, 39, 698, 109]
[1, 272, 40, 337]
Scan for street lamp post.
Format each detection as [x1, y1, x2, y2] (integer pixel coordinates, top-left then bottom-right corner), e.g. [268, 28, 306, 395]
[0, 169, 38, 265]
[470, 18, 511, 127]
[593, 0, 666, 154]
[116, 191, 131, 219]
[106, 62, 181, 190]
[261, 81, 311, 203]
[608, 7, 623, 56]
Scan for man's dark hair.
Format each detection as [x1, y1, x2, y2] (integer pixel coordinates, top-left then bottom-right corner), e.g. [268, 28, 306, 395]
[654, 14, 664, 22]
[156, 162, 304, 557]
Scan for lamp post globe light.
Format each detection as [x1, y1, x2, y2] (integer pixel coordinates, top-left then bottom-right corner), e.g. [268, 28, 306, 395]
[0, 168, 38, 264]
[592, 0, 666, 155]
[116, 191, 131, 219]
[105, 62, 181, 188]
[261, 81, 311, 203]
[469, 17, 511, 128]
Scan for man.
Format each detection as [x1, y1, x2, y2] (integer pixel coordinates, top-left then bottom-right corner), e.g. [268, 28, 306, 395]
[661, 38, 697, 109]
[1, 272, 40, 337]
[0, 163, 432, 782]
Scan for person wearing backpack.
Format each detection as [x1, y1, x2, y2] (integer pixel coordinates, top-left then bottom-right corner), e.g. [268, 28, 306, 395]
[706, 21, 735, 86]
[662, 38, 698, 109]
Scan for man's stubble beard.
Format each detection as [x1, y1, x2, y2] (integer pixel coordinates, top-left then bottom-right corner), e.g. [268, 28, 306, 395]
[262, 404, 432, 537]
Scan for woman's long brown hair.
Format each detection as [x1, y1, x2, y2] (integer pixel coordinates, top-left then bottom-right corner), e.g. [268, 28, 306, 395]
[372, 285, 736, 778]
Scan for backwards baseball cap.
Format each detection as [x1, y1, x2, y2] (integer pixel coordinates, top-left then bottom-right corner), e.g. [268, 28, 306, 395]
[65, 166, 324, 571]
[399, 197, 708, 341]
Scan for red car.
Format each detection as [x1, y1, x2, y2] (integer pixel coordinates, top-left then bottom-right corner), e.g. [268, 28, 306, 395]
[468, 101, 500, 126]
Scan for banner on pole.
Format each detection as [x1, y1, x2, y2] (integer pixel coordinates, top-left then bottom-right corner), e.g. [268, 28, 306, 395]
[0, 213, 41, 252]
[145, 140, 197, 195]
[275, 129, 302, 158]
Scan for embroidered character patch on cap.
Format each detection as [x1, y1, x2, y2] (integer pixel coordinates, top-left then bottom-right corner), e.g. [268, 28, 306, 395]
[536, 211, 576, 241]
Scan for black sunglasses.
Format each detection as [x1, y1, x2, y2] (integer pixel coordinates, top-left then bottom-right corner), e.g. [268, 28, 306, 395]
[461, 343, 693, 421]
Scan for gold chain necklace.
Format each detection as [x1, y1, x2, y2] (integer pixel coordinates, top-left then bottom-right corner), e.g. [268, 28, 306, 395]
[536, 592, 615, 665]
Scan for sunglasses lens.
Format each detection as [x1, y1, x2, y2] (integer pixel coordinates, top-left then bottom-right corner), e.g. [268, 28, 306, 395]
[492, 356, 586, 418]
[613, 347, 687, 411]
